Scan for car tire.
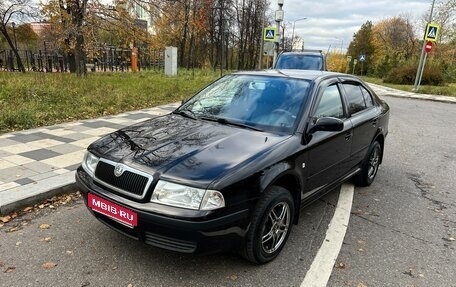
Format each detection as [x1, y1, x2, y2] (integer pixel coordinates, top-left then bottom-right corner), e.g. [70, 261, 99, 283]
[241, 186, 294, 264]
[356, 141, 382, 187]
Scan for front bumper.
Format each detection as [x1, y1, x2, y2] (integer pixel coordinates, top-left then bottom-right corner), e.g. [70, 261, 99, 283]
[76, 167, 251, 254]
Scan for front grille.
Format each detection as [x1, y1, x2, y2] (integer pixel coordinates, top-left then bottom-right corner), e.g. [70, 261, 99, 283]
[94, 159, 153, 199]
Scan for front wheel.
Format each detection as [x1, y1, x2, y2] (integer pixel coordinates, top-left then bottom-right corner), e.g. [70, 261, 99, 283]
[241, 186, 294, 264]
[356, 141, 382, 186]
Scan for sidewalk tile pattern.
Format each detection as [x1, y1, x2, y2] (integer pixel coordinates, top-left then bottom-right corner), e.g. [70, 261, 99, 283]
[0, 104, 178, 195]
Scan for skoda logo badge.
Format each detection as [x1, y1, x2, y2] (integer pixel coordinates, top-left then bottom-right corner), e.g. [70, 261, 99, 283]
[114, 164, 125, 177]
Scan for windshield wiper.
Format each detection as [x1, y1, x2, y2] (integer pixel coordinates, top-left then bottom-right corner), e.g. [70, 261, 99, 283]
[201, 116, 263, 132]
[173, 109, 197, 120]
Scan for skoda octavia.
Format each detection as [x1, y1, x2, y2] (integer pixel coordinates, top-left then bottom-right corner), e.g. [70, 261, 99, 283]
[76, 70, 389, 264]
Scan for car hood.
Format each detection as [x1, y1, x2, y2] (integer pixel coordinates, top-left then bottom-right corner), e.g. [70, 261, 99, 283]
[89, 114, 289, 186]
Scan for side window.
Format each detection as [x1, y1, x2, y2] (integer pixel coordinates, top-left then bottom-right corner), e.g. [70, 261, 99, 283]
[360, 86, 374, 108]
[314, 84, 344, 119]
[343, 83, 366, 114]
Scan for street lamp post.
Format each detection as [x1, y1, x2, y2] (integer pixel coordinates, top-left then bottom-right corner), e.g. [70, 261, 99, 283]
[332, 37, 343, 54]
[291, 17, 307, 51]
[273, 0, 284, 66]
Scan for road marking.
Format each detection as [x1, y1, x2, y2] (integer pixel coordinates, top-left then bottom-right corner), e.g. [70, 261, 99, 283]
[300, 183, 354, 287]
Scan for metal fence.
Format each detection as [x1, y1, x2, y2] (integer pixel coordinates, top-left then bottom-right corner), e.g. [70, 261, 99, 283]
[0, 47, 165, 73]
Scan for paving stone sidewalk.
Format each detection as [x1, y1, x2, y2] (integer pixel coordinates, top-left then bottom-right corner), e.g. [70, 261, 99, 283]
[0, 83, 454, 215]
[368, 83, 456, 104]
[0, 103, 179, 214]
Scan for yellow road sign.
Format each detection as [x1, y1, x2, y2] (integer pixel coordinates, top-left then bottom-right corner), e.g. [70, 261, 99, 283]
[264, 27, 277, 42]
[424, 23, 440, 42]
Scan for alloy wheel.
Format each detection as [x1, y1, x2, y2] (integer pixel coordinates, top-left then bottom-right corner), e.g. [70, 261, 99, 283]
[367, 146, 380, 180]
[261, 202, 291, 254]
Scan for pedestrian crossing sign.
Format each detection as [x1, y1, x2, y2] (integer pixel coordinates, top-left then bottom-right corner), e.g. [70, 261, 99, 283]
[424, 23, 440, 42]
[264, 27, 277, 42]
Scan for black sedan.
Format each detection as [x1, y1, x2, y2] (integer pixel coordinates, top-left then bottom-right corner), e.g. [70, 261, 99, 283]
[76, 70, 389, 264]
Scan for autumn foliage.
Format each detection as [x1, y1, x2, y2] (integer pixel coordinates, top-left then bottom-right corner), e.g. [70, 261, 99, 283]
[346, 3, 456, 84]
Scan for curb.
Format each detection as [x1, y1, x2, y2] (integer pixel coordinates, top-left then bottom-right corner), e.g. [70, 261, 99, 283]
[368, 83, 456, 104]
[0, 172, 78, 215]
[379, 93, 456, 104]
[0, 183, 78, 215]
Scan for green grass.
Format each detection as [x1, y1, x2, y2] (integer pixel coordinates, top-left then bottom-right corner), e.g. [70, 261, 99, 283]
[0, 69, 220, 134]
[361, 76, 456, 97]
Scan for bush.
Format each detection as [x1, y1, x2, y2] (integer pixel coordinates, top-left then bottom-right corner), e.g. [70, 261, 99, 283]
[384, 63, 445, 86]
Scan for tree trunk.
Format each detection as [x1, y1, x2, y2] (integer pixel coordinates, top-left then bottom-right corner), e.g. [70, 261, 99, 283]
[74, 32, 86, 76]
[0, 27, 26, 72]
[69, 0, 87, 77]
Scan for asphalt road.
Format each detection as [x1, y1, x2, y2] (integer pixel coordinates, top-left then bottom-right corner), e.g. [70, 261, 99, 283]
[329, 96, 456, 287]
[1, 96, 455, 287]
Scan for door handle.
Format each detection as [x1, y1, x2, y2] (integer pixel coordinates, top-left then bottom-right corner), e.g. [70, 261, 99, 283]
[345, 131, 352, 141]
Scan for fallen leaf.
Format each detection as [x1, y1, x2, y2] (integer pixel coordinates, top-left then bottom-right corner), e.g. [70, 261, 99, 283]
[357, 283, 367, 287]
[335, 262, 346, 269]
[419, 274, 425, 278]
[38, 204, 45, 209]
[49, 205, 55, 209]
[4, 266, 16, 273]
[7, 227, 19, 233]
[227, 274, 238, 280]
[358, 248, 364, 252]
[23, 206, 33, 212]
[449, 237, 455, 241]
[39, 224, 50, 229]
[16, 241, 22, 246]
[112, 266, 118, 270]
[127, 284, 133, 287]
[403, 269, 413, 277]
[42, 262, 57, 269]
[0, 216, 11, 223]
[66, 250, 73, 255]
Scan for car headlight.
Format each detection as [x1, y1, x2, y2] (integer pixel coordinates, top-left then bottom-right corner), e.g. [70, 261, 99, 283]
[82, 151, 99, 177]
[151, 180, 225, 211]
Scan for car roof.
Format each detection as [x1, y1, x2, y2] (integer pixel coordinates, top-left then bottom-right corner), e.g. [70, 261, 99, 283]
[233, 69, 354, 81]
[279, 51, 323, 56]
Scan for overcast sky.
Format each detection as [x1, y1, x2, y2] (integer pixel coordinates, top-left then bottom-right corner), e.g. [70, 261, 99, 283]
[272, 0, 434, 52]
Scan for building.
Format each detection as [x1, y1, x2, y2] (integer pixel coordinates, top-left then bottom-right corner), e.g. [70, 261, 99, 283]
[29, 21, 53, 37]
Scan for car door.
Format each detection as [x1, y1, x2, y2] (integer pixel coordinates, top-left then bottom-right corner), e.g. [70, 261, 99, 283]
[341, 80, 379, 168]
[302, 80, 353, 196]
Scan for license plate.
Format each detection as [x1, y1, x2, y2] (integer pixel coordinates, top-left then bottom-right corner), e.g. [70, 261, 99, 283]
[88, 193, 137, 227]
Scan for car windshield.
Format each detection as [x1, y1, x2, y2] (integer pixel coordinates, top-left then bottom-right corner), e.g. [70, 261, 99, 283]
[276, 54, 323, 70]
[177, 75, 311, 134]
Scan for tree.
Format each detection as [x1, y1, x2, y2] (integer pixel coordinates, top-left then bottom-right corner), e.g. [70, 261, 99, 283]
[41, 0, 89, 76]
[347, 21, 375, 75]
[0, 0, 38, 72]
[327, 51, 347, 73]
[14, 24, 39, 49]
[371, 16, 417, 77]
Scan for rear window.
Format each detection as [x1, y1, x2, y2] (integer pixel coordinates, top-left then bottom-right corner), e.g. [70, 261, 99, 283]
[342, 83, 367, 114]
[275, 54, 323, 70]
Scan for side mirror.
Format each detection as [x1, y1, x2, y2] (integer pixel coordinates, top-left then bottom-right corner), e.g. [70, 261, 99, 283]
[309, 117, 344, 134]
